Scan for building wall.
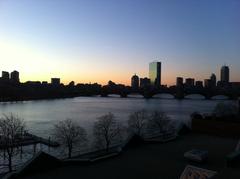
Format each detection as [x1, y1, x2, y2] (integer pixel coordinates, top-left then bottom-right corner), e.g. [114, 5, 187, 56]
[149, 62, 161, 87]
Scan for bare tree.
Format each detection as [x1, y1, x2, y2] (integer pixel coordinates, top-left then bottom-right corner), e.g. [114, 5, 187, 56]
[147, 111, 171, 134]
[0, 113, 25, 172]
[53, 119, 87, 158]
[93, 112, 122, 152]
[128, 110, 148, 137]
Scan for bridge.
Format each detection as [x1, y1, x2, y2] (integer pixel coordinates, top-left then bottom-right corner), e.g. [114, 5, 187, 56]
[100, 87, 240, 100]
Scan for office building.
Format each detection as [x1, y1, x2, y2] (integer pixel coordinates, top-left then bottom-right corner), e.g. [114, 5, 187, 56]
[220, 65, 229, 83]
[204, 79, 211, 88]
[10, 70, 20, 83]
[140, 77, 150, 88]
[51, 78, 60, 86]
[185, 78, 195, 88]
[176, 77, 183, 87]
[210, 73, 216, 87]
[2, 71, 10, 80]
[149, 61, 161, 87]
[131, 74, 139, 90]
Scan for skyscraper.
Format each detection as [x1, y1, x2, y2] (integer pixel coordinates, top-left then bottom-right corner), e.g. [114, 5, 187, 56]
[131, 74, 139, 90]
[210, 73, 216, 87]
[176, 77, 183, 87]
[149, 61, 161, 87]
[220, 65, 229, 83]
[10, 70, 20, 83]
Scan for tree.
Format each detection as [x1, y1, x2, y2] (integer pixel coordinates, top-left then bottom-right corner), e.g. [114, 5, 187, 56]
[53, 119, 87, 158]
[0, 113, 26, 172]
[147, 111, 171, 134]
[128, 110, 148, 137]
[93, 112, 122, 152]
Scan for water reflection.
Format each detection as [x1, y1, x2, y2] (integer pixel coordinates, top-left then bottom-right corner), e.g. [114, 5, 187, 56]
[211, 95, 229, 100]
[152, 93, 175, 99]
[185, 94, 205, 100]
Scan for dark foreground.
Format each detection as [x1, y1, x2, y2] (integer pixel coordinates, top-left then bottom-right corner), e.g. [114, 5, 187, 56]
[18, 133, 240, 179]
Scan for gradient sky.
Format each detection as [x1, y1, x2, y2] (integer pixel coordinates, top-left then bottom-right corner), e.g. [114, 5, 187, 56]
[0, 0, 239, 85]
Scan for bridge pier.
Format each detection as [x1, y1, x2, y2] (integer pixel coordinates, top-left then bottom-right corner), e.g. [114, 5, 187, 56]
[205, 96, 211, 100]
[100, 93, 108, 97]
[175, 94, 184, 100]
[120, 93, 127, 98]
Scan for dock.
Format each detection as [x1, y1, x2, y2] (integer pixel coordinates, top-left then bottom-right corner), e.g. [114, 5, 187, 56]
[0, 132, 60, 149]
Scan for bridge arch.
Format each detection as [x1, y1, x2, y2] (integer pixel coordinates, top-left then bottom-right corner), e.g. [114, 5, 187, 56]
[184, 94, 206, 100]
[108, 94, 121, 98]
[127, 93, 144, 98]
[211, 95, 230, 100]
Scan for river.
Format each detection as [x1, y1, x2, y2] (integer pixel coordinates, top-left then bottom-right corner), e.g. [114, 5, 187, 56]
[0, 94, 236, 138]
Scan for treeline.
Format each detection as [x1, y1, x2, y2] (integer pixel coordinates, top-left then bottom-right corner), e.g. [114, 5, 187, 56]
[0, 82, 102, 102]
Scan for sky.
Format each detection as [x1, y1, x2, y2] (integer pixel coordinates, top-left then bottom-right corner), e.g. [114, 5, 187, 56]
[0, 0, 239, 85]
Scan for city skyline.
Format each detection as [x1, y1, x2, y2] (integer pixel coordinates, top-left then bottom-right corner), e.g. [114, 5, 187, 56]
[0, 63, 236, 88]
[0, 0, 240, 85]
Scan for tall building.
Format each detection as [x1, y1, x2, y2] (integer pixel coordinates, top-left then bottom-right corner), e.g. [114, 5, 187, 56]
[149, 61, 161, 87]
[176, 77, 183, 87]
[51, 78, 60, 86]
[2, 71, 10, 80]
[220, 65, 229, 83]
[10, 70, 20, 83]
[131, 74, 139, 90]
[210, 73, 216, 87]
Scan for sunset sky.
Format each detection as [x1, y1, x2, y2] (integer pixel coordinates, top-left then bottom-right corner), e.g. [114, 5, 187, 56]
[0, 0, 239, 85]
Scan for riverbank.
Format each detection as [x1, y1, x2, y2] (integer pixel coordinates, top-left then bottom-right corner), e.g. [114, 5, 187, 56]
[16, 133, 240, 179]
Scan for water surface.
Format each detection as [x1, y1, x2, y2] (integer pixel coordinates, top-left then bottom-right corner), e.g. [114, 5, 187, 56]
[0, 95, 235, 138]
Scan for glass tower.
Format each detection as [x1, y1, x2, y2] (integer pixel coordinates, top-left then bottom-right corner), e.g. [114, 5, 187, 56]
[149, 61, 161, 87]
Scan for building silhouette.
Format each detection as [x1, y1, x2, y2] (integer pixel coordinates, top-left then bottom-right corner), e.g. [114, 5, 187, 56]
[176, 77, 183, 87]
[131, 74, 139, 90]
[210, 73, 216, 87]
[2, 71, 10, 81]
[204, 79, 211, 88]
[10, 70, 20, 83]
[51, 78, 60, 86]
[195, 81, 203, 88]
[220, 65, 229, 83]
[140, 77, 150, 88]
[185, 78, 195, 88]
[42, 81, 48, 85]
[149, 61, 161, 87]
